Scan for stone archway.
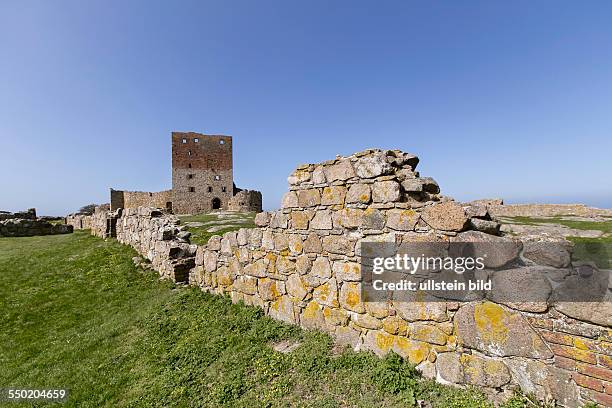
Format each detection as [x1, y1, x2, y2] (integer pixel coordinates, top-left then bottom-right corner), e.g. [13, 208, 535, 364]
[211, 197, 221, 210]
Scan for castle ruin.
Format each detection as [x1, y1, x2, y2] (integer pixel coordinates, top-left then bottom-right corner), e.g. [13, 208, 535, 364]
[110, 132, 262, 214]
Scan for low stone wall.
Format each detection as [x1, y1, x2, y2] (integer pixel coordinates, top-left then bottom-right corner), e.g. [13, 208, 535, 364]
[110, 189, 173, 211]
[114, 207, 196, 282]
[87, 149, 611, 407]
[488, 203, 612, 218]
[0, 208, 37, 221]
[0, 218, 72, 237]
[228, 189, 263, 213]
[65, 214, 93, 230]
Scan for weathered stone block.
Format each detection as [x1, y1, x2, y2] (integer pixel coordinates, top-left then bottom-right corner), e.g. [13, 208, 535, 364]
[313, 277, 338, 307]
[281, 191, 299, 208]
[254, 211, 271, 227]
[454, 302, 553, 359]
[286, 273, 309, 300]
[372, 180, 401, 203]
[310, 210, 333, 230]
[339, 282, 365, 313]
[322, 235, 354, 254]
[346, 183, 371, 204]
[291, 210, 313, 230]
[421, 201, 468, 231]
[332, 261, 361, 282]
[297, 189, 321, 207]
[354, 154, 392, 179]
[321, 186, 346, 205]
[323, 160, 355, 182]
[386, 209, 420, 231]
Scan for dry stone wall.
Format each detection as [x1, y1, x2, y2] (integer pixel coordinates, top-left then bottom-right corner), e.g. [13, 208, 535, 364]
[0, 218, 73, 237]
[87, 149, 611, 407]
[0, 208, 72, 237]
[110, 189, 173, 211]
[65, 214, 92, 230]
[228, 189, 263, 213]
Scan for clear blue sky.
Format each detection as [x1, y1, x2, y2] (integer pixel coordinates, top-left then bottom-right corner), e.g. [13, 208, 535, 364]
[1, 1, 611, 215]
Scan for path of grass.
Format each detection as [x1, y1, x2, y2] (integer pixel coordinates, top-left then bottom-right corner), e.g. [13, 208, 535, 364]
[0, 232, 543, 407]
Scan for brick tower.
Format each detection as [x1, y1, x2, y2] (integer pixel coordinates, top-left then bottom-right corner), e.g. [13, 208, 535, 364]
[171, 132, 234, 214]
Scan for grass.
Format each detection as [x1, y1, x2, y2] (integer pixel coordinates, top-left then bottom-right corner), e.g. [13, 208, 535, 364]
[178, 212, 256, 245]
[504, 216, 612, 234]
[502, 216, 611, 268]
[0, 232, 559, 407]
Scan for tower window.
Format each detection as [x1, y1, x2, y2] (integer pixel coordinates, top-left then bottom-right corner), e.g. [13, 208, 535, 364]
[187, 174, 194, 179]
[222, 186, 227, 192]
[214, 175, 221, 181]
[219, 139, 225, 145]
[182, 138, 187, 144]
[188, 150, 192, 156]
[194, 138, 199, 143]
[188, 163, 192, 168]
[208, 187, 213, 193]
[189, 187, 195, 192]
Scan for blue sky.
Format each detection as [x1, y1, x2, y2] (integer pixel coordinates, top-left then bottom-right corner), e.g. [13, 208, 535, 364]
[1, 1, 611, 215]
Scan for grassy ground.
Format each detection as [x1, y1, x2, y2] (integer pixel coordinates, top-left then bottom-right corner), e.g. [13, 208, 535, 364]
[503, 216, 611, 268]
[504, 216, 612, 234]
[179, 212, 256, 245]
[0, 231, 546, 407]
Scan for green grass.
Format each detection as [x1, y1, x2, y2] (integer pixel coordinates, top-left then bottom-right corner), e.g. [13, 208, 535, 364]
[179, 212, 256, 245]
[0, 232, 554, 407]
[503, 216, 611, 267]
[505, 216, 612, 234]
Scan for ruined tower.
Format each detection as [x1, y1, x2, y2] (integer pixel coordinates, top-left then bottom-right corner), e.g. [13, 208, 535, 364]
[171, 132, 234, 214]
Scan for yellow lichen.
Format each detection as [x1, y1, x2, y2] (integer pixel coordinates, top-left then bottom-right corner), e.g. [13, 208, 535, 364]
[303, 301, 321, 319]
[474, 302, 509, 344]
[375, 332, 395, 352]
[394, 337, 429, 364]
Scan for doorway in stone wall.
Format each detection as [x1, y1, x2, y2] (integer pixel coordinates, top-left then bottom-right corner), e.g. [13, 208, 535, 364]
[166, 202, 173, 213]
[211, 197, 221, 210]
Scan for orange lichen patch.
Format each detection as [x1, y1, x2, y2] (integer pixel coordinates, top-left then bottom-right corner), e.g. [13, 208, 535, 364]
[398, 209, 417, 222]
[218, 272, 233, 286]
[411, 324, 448, 346]
[394, 337, 429, 365]
[383, 316, 408, 336]
[280, 249, 290, 257]
[303, 301, 322, 319]
[265, 253, 277, 273]
[573, 337, 589, 350]
[474, 302, 509, 344]
[375, 332, 395, 353]
[360, 194, 369, 202]
[290, 241, 303, 253]
[346, 292, 360, 308]
[322, 307, 347, 326]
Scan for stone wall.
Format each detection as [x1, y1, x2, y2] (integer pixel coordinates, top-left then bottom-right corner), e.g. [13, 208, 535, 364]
[110, 189, 173, 212]
[0, 208, 36, 221]
[115, 207, 196, 282]
[87, 149, 611, 407]
[228, 189, 263, 213]
[65, 213, 92, 230]
[1, 218, 72, 237]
